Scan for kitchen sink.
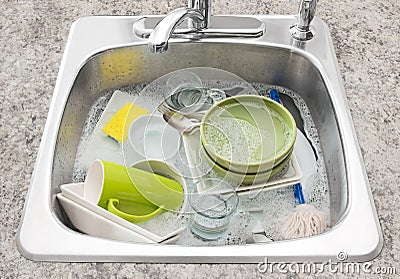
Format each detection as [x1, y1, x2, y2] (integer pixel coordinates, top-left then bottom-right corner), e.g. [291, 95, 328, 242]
[17, 15, 382, 262]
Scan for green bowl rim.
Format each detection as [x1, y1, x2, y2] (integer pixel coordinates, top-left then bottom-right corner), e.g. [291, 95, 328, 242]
[200, 95, 297, 172]
[201, 142, 293, 185]
[201, 140, 293, 175]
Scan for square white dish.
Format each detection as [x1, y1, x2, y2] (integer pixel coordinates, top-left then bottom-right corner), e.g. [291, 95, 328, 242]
[57, 193, 153, 243]
[60, 183, 186, 243]
[182, 129, 307, 195]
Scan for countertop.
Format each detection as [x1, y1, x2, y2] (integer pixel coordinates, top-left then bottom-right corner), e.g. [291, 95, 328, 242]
[0, 1, 399, 278]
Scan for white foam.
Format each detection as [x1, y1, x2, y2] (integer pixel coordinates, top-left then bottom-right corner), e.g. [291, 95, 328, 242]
[71, 80, 330, 245]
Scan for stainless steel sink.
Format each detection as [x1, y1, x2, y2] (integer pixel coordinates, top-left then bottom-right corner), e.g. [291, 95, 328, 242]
[17, 15, 382, 262]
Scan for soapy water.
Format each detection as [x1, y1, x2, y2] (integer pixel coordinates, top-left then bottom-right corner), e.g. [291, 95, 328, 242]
[204, 117, 266, 164]
[72, 80, 329, 245]
[204, 102, 294, 165]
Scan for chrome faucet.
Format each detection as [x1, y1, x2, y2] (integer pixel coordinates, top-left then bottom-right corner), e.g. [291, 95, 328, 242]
[135, 0, 265, 53]
[148, 7, 206, 53]
[290, 0, 317, 41]
[135, 0, 318, 52]
[148, 0, 211, 53]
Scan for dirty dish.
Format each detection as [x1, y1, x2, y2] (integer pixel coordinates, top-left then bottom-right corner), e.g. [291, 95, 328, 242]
[201, 143, 293, 185]
[164, 70, 207, 114]
[128, 114, 180, 160]
[293, 129, 317, 188]
[60, 183, 186, 243]
[182, 128, 302, 192]
[189, 178, 239, 240]
[57, 193, 156, 243]
[162, 70, 227, 119]
[200, 95, 297, 174]
[84, 160, 184, 223]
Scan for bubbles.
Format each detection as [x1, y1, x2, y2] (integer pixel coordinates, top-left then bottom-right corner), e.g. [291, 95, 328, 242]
[204, 101, 294, 165]
[71, 69, 330, 244]
[73, 92, 114, 181]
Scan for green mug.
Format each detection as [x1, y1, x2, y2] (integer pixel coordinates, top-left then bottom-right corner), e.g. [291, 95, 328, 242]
[83, 160, 184, 223]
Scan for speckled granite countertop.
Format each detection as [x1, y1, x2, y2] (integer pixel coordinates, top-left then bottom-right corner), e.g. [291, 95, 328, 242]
[1, 1, 399, 278]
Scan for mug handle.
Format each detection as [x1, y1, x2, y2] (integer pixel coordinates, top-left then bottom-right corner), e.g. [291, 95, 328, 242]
[107, 198, 164, 224]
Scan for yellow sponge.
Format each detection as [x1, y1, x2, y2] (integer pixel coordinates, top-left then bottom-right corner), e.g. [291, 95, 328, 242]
[102, 103, 148, 142]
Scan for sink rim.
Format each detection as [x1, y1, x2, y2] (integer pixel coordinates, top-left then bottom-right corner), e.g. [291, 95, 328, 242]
[17, 15, 382, 263]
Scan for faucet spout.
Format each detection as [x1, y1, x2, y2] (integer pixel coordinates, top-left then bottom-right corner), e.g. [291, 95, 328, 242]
[148, 7, 205, 53]
[134, 0, 264, 53]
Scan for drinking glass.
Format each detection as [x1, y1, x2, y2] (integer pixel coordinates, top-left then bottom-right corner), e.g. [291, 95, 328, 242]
[188, 178, 239, 240]
[164, 71, 227, 114]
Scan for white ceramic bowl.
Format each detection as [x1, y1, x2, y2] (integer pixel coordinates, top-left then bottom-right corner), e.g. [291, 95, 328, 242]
[128, 114, 180, 160]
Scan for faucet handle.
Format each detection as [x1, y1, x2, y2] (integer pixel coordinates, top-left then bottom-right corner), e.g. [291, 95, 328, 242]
[290, 0, 317, 41]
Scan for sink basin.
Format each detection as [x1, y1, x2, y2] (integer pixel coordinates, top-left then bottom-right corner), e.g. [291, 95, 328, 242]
[17, 15, 382, 262]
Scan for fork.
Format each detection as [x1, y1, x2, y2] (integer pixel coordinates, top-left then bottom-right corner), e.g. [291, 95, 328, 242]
[158, 102, 201, 135]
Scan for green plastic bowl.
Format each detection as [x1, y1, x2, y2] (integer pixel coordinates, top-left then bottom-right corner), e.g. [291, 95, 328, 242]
[200, 95, 297, 174]
[201, 142, 293, 185]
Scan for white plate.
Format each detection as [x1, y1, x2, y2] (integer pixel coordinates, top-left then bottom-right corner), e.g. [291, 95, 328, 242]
[235, 154, 302, 196]
[57, 193, 155, 243]
[57, 194, 180, 244]
[182, 129, 305, 195]
[294, 129, 318, 188]
[60, 183, 186, 243]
